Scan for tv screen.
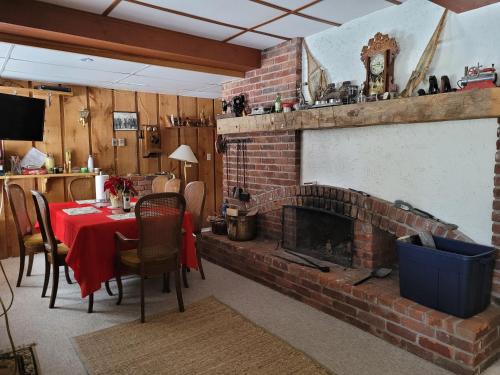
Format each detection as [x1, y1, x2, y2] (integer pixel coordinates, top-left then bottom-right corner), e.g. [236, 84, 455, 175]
[0, 93, 45, 141]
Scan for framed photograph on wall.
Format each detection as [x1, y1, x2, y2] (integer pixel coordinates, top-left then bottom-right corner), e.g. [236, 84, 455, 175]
[113, 111, 138, 131]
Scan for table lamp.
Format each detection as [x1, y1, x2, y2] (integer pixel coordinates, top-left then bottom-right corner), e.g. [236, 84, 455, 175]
[168, 144, 198, 185]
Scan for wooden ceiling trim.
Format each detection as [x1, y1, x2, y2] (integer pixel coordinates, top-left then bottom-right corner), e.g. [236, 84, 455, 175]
[0, 0, 261, 76]
[430, 0, 500, 13]
[250, 0, 341, 26]
[384, 0, 402, 4]
[124, 0, 289, 41]
[102, 0, 122, 16]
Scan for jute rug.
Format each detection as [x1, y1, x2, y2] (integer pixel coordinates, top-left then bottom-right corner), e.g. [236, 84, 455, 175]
[0, 344, 39, 375]
[73, 296, 332, 375]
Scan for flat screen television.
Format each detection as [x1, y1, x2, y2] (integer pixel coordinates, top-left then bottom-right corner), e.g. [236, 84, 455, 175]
[0, 93, 45, 141]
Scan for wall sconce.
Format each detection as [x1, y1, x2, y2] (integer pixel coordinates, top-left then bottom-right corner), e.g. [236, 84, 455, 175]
[79, 108, 90, 127]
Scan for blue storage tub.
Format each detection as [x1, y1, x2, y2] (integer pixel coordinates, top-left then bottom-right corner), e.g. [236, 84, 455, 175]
[397, 235, 495, 318]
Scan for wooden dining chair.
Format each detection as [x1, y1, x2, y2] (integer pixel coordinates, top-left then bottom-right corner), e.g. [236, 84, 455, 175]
[68, 177, 95, 201]
[31, 191, 84, 309]
[6, 184, 45, 287]
[152, 176, 181, 194]
[115, 192, 186, 323]
[182, 181, 206, 287]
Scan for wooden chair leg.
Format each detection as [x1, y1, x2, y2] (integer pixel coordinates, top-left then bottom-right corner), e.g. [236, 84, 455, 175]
[49, 265, 59, 308]
[105, 280, 113, 296]
[162, 273, 170, 293]
[140, 276, 145, 323]
[182, 266, 189, 288]
[41, 254, 50, 298]
[64, 264, 73, 284]
[174, 269, 184, 313]
[197, 251, 205, 280]
[26, 253, 34, 276]
[16, 250, 26, 287]
[87, 293, 94, 313]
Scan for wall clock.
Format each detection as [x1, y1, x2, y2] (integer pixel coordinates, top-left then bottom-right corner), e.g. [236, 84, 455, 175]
[360, 32, 399, 96]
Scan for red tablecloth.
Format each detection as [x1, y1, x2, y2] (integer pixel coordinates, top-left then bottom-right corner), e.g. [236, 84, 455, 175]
[49, 201, 197, 298]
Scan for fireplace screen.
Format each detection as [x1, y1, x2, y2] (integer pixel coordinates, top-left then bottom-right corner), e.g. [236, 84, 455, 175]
[282, 205, 354, 267]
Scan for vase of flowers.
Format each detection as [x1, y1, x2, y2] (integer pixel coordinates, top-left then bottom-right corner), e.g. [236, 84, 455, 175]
[104, 176, 138, 208]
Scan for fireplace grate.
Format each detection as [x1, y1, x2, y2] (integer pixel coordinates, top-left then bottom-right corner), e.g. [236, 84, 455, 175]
[281, 205, 354, 268]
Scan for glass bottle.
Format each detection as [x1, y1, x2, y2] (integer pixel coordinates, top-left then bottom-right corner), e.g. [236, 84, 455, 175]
[274, 93, 282, 113]
[123, 192, 131, 213]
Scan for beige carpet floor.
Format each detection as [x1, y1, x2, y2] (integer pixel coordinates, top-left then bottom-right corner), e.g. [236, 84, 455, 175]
[0, 254, 499, 375]
[74, 296, 331, 375]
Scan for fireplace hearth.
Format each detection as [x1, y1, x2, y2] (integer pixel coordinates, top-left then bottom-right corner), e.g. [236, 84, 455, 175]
[282, 205, 354, 268]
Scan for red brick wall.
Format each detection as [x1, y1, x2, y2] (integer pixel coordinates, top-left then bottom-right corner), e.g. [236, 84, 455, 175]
[223, 130, 301, 204]
[221, 38, 302, 110]
[491, 121, 500, 303]
[129, 175, 155, 197]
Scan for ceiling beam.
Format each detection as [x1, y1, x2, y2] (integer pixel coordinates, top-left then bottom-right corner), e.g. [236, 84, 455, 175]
[430, 0, 500, 13]
[0, 0, 262, 77]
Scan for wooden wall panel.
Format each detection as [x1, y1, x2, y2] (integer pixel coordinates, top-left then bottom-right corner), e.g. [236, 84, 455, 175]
[178, 96, 197, 119]
[137, 92, 160, 174]
[179, 127, 198, 184]
[197, 128, 215, 223]
[160, 128, 180, 177]
[114, 90, 138, 175]
[158, 94, 178, 127]
[214, 97, 224, 214]
[88, 87, 115, 174]
[63, 86, 91, 169]
[197, 98, 215, 125]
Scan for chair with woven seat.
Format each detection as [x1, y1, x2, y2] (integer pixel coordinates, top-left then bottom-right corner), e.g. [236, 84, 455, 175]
[181, 181, 206, 288]
[152, 176, 181, 194]
[31, 191, 86, 309]
[115, 192, 186, 323]
[6, 183, 45, 287]
[68, 177, 95, 201]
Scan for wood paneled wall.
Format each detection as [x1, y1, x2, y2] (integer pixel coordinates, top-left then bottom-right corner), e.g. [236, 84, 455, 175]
[0, 79, 222, 259]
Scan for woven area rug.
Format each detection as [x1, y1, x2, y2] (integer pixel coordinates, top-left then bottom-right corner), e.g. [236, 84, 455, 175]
[0, 344, 38, 375]
[73, 296, 332, 375]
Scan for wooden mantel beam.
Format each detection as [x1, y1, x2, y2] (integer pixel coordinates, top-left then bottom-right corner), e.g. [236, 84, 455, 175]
[0, 0, 261, 77]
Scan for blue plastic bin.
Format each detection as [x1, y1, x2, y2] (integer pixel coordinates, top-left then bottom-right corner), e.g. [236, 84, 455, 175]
[397, 235, 495, 318]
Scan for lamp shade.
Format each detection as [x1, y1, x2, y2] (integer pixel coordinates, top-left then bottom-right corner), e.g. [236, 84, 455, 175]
[168, 144, 198, 164]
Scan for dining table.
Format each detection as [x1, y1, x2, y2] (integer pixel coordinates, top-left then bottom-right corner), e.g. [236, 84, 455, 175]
[48, 200, 197, 299]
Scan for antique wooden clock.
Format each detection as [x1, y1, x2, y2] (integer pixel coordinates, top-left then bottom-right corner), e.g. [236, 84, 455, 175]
[360, 32, 399, 96]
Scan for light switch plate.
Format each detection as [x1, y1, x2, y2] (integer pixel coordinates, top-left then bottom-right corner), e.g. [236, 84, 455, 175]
[207, 153, 212, 161]
[118, 138, 126, 147]
[111, 138, 118, 147]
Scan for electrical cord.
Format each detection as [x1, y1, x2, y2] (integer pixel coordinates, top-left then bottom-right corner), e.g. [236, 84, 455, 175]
[0, 260, 18, 375]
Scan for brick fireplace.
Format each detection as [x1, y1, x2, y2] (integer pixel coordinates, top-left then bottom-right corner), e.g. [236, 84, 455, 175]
[201, 133, 500, 373]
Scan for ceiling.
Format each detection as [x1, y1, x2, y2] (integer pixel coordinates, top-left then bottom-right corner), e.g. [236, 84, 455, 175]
[0, 0, 405, 97]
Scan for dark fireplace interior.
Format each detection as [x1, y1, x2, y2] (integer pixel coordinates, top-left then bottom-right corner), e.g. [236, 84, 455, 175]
[282, 205, 354, 267]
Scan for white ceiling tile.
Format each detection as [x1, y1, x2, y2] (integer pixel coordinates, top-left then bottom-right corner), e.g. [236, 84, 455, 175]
[110, 1, 240, 40]
[0, 43, 12, 58]
[36, 0, 113, 14]
[5, 59, 129, 82]
[11, 45, 148, 74]
[229, 32, 285, 49]
[299, 0, 392, 24]
[256, 14, 331, 38]
[178, 90, 220, 99]
[264, 0, 311, 10]
[1, 70, 114, 88]
[137, 65, 233, 85]
[141, 0, 284, 28]
[120, 75, 205, 91]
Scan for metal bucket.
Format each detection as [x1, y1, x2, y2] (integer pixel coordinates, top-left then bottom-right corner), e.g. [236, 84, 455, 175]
[227, 212, 257, 241]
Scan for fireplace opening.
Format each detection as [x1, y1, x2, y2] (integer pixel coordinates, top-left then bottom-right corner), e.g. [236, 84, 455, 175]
[282, 205, 355, 268]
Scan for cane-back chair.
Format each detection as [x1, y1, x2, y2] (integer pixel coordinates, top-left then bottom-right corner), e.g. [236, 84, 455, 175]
[6, 184, 45, 287]
[115, 192, 186, 323]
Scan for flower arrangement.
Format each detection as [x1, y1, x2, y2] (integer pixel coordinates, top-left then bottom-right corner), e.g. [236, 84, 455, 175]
[104, 176, 138, 197]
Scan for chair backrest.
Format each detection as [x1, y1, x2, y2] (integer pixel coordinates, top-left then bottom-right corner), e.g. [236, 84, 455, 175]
[31, 190, 58, 256]
[6, 183, 33, 239]
[184, 181, 206, 235]
[135, 193, 186, 263]
[69, 177, 95, 201]
[152, 176, 181, 194]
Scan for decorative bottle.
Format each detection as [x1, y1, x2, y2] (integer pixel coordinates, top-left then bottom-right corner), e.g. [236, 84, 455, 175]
[87, 155, 94, 172]
[274, 93, 282, 113]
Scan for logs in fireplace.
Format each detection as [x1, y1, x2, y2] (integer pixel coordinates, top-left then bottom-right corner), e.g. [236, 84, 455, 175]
[282, 205, 355, 267]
